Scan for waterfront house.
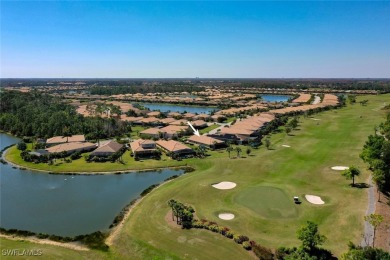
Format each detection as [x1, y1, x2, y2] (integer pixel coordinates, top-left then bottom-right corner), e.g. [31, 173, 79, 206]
[89, 140, 123, 157]
[130, 139, 159, 158]
[156, 140, 194, 158]
[46, 134, 86, 147]
[46, 142, 96, 154]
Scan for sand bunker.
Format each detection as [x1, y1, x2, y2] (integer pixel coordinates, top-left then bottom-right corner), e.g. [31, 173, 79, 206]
[305, 195, 325, 205]
[212, 182, 237, 190]
[282, 145, 291, 147]
[311, 118, 321, 121]
[218, 213, 235, 220]
[331, 166, 349, 171]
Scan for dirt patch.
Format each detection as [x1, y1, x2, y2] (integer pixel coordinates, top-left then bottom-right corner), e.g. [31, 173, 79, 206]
[375, 190, 390, 251]
[0, 234, 89, 251]
[165, 210, 181, 229]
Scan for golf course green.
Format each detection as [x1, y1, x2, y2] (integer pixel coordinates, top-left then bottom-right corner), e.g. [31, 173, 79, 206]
[234, 186, 298, 218]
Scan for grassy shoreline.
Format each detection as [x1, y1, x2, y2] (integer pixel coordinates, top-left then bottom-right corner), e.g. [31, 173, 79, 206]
[1, 94, 389, 259]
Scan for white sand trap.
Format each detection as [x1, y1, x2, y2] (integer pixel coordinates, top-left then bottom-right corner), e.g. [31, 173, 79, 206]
[218, 213, 235, 220]
[311, 118, 321, 121]
[212, 181, 237, 190]
[282, 145, 291, 147]
[331, 166, 349, 171]
[305, 195, 325, 205]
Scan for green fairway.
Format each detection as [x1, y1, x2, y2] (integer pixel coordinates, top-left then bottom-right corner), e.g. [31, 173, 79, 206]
[234, 186, 298, 218]
[1, 94, 389, 259]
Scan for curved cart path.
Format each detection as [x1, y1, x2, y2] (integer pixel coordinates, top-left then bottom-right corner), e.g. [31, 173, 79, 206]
[361, 175, 375, 247]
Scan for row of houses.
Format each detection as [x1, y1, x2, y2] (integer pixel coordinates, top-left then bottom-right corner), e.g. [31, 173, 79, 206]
[130, 135, 226, 158]
[210, 113, 276, 144]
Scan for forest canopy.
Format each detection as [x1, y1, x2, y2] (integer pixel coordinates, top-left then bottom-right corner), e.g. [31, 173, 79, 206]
[0, 90, 128, 139]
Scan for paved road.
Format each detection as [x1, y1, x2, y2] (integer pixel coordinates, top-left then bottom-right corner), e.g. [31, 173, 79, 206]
[361, 175, 375, 247]
[312, 95, 321, 105]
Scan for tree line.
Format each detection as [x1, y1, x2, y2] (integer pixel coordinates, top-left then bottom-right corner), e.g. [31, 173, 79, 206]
[360, 112, 390, 197]
[0, 90, 129, 139]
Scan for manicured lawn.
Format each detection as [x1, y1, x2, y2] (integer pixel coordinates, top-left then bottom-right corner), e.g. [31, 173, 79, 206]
[199, 123, 219, 134]
[234, 186, 298, 218]
[2, 94, 389, 259]
[226, 117, 237, 123]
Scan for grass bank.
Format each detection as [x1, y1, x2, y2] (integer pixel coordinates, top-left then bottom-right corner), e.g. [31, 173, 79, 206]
[1, 94, 389, 259]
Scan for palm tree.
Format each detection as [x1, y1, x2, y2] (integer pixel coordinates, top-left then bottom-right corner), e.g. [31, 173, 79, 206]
[226, 147, 234, 158]
[62, 126, 72, 143]
[236, 147, 242, 158]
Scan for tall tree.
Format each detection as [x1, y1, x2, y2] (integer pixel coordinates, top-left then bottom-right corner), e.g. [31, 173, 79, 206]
[297, 221, 326, 253]
[226, 146, 234, 158]
[236, 146, 242, 158]
[364, 214, 384, 248]
[341, 166, 361, 186]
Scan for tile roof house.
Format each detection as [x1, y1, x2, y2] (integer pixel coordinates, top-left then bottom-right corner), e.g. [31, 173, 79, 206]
[46, 142, 96, 154]
[46, 135, 86, 147]
[169, 119, 188, 126]
[159, 125, 190, 139]
[89, 140, 123, 157]
[183, 113, 196, 120]
[140, 128, 161, 139]
[216, 113, 275, 143]
[130, 139, 159, 157]
[190, 120, 208, 129]
[187, 135, 225, 149]
[147, 111, 161, 117]
[158, 117, 176, 125]
[167, 112, 182, 118]
[156, 140, 194, 157]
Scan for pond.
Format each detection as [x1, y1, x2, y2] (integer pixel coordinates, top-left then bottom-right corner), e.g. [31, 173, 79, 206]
[0, 133, 184, 237]
[134, 102, 218, 114]
[259, 95, 292, 102]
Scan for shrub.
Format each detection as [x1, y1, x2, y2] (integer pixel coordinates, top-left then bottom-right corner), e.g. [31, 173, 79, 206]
[209, 225, 219, 233]
[17, 142, 27, 151]
[233, 235, 243, 244]
[225, 231, 235, 239]
[70, 151, 82, 160]
[242, 241, 252, 250]
[252, 243, 274, 260]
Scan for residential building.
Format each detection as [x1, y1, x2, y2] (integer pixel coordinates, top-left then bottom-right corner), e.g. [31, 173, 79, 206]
[156, 140, 194, 157]
[89, 140, 123, 157]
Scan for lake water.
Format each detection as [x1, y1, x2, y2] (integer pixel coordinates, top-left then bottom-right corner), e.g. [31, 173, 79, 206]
[135, 102, 218, 114]
[0, 133, 183, 236]
[260, 95, 292, 102]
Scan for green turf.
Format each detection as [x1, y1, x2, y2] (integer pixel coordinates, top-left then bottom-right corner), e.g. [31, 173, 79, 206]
[1, 94, 389, 259]
[199, 123, 219, 134]
[234, 186, 298, 218]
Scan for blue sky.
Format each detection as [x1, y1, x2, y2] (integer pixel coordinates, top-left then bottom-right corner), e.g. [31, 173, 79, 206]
[1, 1, 389, 78]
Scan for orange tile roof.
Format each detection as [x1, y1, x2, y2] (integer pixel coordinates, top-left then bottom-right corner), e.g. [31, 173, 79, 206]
[188, 135, 224, 146]
[156, 140, 193, 152]
[46, 135, 85, 144]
